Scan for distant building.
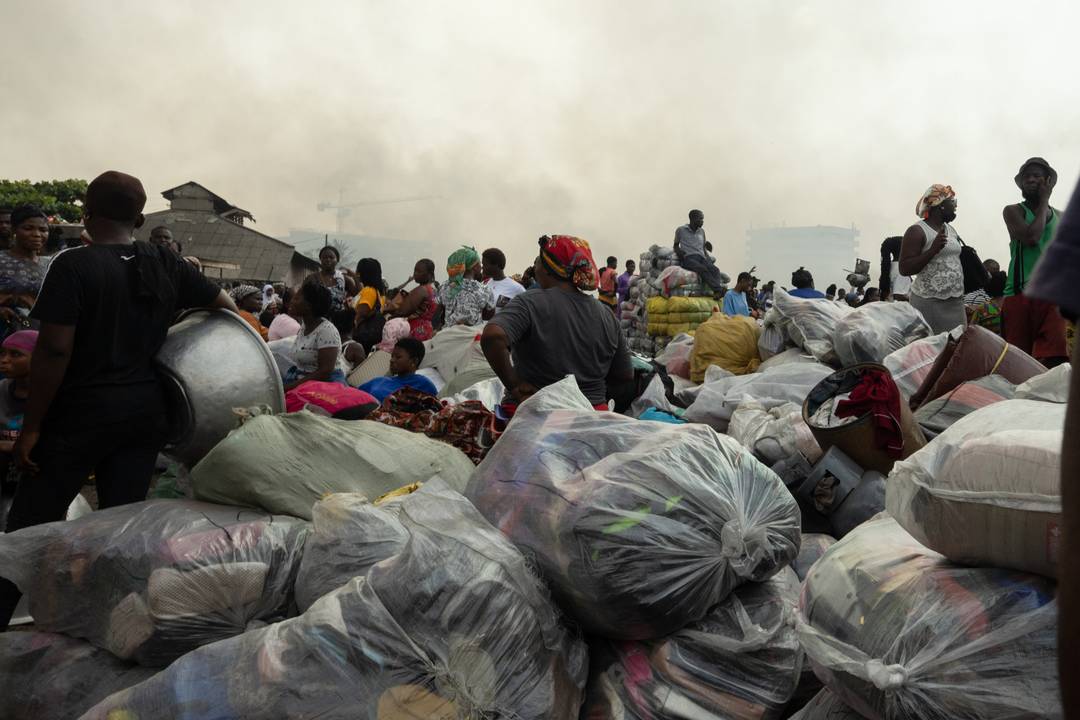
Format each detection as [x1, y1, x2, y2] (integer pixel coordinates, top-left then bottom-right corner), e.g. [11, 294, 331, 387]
[282, 229, 435, 288]
[136, 182, 318, 285]
[745, 224, 859, 291]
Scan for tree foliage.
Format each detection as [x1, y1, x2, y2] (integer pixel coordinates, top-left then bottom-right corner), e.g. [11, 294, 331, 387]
[0, 179, 88, 223]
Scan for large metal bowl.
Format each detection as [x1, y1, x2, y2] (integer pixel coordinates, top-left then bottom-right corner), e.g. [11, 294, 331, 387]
[155, 309, 284, 467]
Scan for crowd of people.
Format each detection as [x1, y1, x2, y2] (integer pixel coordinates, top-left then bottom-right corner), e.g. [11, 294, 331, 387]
[0, 156, 1074, 629]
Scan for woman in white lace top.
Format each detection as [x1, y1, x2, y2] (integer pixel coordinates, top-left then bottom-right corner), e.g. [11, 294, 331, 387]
[900, 184, 966, 333]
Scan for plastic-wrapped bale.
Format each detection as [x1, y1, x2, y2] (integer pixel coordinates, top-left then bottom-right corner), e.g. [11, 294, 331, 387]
[791, 533, 837, 582]
[759, 307, 792, 360]
[831, 302, 932, 367]
[797, 516, 1060, 720]
[689, 313, 761, 381]
[467, 377, 801, 640]
[82, 481, 588, 720]
[0, 500, 308, 667]
[683, 363, 834, 433]
[882, 330, 951, 400]
[728, 399, 823, 470]
[788, 689, 863, 719]
[646, 296, 714, 337]
[0, 631, 155, 720]
[913, 374, 1015, 435]
[1015, 363, 1071, 403]
[760, 346, 818, 371]
[773, 289, 852, 365]
[628, 372, 695, 419]
[889, 398, 1065, 578]
[582, 568, 803, 720]
[908, 324, 1047, 409]
[190, 410, 475, 520]
[294, 492, 411, 612]
[654, 332, 694, 379]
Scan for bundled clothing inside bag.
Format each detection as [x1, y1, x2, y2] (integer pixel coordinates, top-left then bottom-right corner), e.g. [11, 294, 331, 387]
[689, 312, 761, 382]
[788, 689, 863, 720]
[582, 569, 803, 720]
[82, 481, 588, 720]
[831, 301, 932, 367]
[797, 516, 1060, 720]
[365, 387, 499, 464]
[882, 331, 951, 400]
[294, 492, 412, 612]
[683, 363, 834, 433]
[834, 366, 904, 459]
[467, 377, 801, 640]
[0, 499, 309, 667]
[0, 631, 155, 720]
[889, 398, 1065, 579]
[912, 374, 1016, 435]
[190, 410, 475, 520]
[773, 288, 852, 364]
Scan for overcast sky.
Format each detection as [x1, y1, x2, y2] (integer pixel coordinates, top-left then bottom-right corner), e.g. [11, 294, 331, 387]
[4, 0, 1078, 280]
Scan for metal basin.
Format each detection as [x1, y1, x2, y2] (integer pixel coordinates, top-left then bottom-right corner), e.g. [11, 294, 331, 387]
[155, 309, 284, 467]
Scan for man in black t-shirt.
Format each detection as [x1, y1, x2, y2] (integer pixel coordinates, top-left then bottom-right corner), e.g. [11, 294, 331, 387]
[0, 171, 236, 629]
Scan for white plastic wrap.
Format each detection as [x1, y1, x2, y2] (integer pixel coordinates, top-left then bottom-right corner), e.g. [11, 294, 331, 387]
[191, 411, 475, 520]
[0, 500, 309, 667]
[831, 302, 932, 367]
[797, 516, 1060, 720]
[654, 333, 695, 379]
[444, 376, 505, 411]
[773, 289, 852, 365]
[293, 493, 410, 612]
[683, 363, 834, 432]
[1015, 363, 1071, 403]
[83, 481, 588, 720]
[582, 568, 803, 719]
[728, 400, 822, 467]
[888, 399, 1065, 578]
[628, 372, 695, 419]
[882, 330, 951, 400]
[0, 632, 155, 720]
[759, 346, 818, 371]
[468, 377, 801, 640]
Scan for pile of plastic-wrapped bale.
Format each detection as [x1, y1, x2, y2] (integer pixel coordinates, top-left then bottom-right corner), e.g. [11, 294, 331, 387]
[0, 280, 1069, 719]
[630, 286, 1067, 718]
[621, 244, 725, 357]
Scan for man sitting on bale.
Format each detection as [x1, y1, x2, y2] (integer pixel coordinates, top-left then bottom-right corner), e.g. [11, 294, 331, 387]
[674, 209, 727, 295]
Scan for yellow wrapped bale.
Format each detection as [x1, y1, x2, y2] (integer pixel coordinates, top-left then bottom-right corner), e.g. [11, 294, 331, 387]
[646, 297, 671, 316]
[690, 314, 762, 382]
[667, 296, 716, 314]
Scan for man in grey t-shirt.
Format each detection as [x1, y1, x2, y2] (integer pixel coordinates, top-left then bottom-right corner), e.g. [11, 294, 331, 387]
[482, 235, 634, 406]
[674, 209, 728, 294]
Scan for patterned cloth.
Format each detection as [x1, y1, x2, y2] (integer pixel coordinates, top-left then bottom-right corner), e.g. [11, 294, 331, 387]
[376, 317, 411, 353]
[916, 184, 956, 219]
[443, 247, 481, 301]
[539, 235, 599, 291]
[407, 284, 437, 341]
[229, 284, 261, 304]
[0, 251, 50, 302]
[437, 278, 494, 326]
[366, 387, 499, 464]
[968, 299, 1003, 336]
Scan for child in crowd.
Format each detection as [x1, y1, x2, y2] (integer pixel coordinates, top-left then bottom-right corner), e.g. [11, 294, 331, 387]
[0, 331, 35, 478]
[359, 337, 438, 402]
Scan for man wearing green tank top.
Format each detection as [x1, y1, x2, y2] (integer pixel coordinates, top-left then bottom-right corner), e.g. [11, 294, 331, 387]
[1001, 157, 1069, 366]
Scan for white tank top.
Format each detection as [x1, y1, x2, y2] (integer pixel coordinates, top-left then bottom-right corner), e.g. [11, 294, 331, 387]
[910, 221, 964, 300]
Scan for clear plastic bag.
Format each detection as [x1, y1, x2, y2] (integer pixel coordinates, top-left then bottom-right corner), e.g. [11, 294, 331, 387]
[773, 289, 852, 365]
[797, 516, 1060, 720]
[582, 568, 803, 719]
[467, 377, 801, 640]
[1015, 363, 1071, 403]
[882, 330, 952, 400]
[294, 493, 410, 612]
[888, 399, 1065, 578]
[831, 302, 932, 367]
[912, 374, 1015, 435]
[0, 499, 309, 667]
[191, 411, 475, 520]
[654, 332, 695, 379]
[83, 481, 588, 720]
[444, 376, 505, 411]
[0, 631, 155, 720]
[683, 363, 834, 432]
[728, 400, 822, 468]
[791, 533, 837, 582]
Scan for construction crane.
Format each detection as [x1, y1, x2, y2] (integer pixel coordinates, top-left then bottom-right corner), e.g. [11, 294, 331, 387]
[317, 188, 440, 235]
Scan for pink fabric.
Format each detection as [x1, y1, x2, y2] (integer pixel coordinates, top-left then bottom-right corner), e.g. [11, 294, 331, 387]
[268, 313, 301, 341]
[377, 317, 411, 353]
[285, 381, 377, 414]
[1, 330, 37, 355]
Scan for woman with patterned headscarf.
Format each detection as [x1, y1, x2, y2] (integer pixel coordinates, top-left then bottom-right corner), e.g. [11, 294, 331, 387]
[229, 284, 270, 341]
[437, 246, 495, 327]
[900, 184, 966, 333]
[482, 235, 633, 411]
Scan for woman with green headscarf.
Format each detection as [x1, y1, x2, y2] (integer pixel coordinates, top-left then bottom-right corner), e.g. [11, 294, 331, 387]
[437, 246, 495, 326]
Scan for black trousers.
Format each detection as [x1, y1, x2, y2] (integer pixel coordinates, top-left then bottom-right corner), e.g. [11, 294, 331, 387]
[0, 413, 165, 630]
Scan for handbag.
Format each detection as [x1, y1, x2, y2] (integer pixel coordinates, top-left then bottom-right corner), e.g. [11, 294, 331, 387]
[956, 236, 990, 294]
[350, 294, 386, 353]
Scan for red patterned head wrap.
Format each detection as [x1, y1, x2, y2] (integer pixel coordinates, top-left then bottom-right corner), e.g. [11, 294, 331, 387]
[538, 235, 599, 291]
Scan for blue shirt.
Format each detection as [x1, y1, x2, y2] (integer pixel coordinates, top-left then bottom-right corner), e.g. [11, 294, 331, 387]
[722, 290, 750, 316]
[789, 288, 826, 299]
[359, 374, 438, 402]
